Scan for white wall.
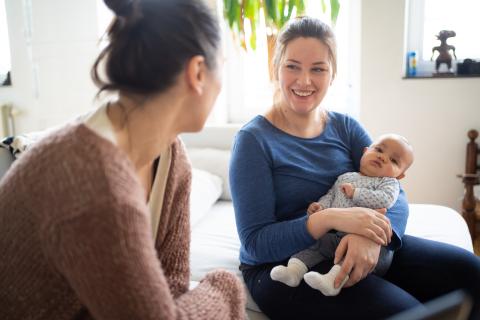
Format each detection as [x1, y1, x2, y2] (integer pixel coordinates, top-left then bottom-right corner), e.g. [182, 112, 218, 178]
[0, 0, 100, 135]
[0, 0, 224, 133]
[360, 0, 480, 211]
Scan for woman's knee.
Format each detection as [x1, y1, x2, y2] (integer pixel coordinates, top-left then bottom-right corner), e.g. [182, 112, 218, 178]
[247, 269, 422, 319]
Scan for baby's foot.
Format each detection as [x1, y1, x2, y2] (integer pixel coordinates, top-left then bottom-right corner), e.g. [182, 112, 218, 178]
[270, 258, 307, 287]
[271, 265, 303, 287]
[303, 265, 348, 296]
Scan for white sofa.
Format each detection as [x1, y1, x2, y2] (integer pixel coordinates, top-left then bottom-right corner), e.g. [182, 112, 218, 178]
[182, 125, 474, 320]
[0, 125, 474, 320]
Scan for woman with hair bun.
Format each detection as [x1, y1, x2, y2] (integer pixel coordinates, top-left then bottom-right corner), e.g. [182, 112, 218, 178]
[0, 0, 245, 319]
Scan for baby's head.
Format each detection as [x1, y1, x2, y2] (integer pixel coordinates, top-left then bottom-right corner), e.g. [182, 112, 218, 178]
[360, 134, 414, 179]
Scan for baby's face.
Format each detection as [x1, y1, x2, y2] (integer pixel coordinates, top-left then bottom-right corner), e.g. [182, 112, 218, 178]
[360, 137, 414, 179]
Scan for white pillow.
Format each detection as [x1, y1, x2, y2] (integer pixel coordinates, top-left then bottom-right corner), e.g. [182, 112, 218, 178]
[187, 148, 232, 200]
[189, 168, 223, 227]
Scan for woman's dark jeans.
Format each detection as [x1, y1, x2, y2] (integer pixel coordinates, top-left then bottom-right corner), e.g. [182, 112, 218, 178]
[242, 235, 480, 320]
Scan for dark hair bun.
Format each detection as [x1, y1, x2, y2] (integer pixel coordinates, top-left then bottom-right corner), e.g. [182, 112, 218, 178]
[104, 0, 135, 17]
[92, 0, 221, 96]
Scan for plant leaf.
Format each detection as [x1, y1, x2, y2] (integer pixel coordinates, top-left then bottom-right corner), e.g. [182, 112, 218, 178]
[245, 0, 255, 18]
[238, 0, 246, 50]
[278, 0, 286, 26]
[286, 0, 295, 21]
[224, 0, 339, 51]
[223, 0, 233, 28]
[296, 0, 305, 15]
[249, 18, 257, 49]
[330, 0, 340, 25]
[321, 0, 326, 14]
[265, 0, 277, 26]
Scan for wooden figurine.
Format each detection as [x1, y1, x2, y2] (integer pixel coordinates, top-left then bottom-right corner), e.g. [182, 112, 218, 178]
[431, 30, 457, 73]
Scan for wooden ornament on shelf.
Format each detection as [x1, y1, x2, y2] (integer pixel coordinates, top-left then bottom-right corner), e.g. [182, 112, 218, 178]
[431, 30, 457, 75]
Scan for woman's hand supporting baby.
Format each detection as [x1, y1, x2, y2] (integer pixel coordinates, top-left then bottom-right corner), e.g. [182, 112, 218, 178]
[305, 207, 392, 290]
[333, 234, 382, 288]
[306, 207, 392, 245]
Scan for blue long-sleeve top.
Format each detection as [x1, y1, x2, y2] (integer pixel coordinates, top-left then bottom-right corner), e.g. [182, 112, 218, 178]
[229, 113, 409, 266]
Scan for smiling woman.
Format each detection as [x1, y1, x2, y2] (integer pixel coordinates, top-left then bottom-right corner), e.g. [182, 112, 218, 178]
[0, 0, 12, 86]
[229, 16, 480, 320]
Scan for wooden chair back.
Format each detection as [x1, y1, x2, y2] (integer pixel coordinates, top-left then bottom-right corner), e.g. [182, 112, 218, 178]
[461, 129, 479, 240]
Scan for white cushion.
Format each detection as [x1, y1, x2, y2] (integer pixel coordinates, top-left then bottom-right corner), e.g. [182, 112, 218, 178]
[190, 201, 240, 280]
[405, 204, 473, 252]
[187, 148, 231, 200]
[189, 201, 263, 313]
[189, 168, 222, 227]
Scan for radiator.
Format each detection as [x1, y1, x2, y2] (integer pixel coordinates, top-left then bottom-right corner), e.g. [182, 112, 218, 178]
[1, 104, 19, 137]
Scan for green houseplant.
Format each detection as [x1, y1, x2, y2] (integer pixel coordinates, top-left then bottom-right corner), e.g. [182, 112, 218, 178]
[223, 0, 341, 50]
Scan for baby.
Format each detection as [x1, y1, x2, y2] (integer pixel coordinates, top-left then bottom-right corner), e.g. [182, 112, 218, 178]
[271, 134, 414, 296]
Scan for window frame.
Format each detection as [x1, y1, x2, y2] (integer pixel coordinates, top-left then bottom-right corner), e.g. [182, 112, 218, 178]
[405, 0, 480, 77]
[405, 0, 435, 76]
[0, 0, 12, 86]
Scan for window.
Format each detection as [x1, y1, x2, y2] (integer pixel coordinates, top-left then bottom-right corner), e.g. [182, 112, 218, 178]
[0, 0, 11, 85]
[95, 0, 360, 124]
[217, 0, 360, 123]
[405, 0, 480, 76]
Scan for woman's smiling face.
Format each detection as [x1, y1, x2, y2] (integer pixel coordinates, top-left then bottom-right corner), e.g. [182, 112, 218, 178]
[277, 37, 333, 115]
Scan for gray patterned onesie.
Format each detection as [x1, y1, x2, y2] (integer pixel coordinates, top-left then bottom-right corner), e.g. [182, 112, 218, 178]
[294, 172, 400, 276]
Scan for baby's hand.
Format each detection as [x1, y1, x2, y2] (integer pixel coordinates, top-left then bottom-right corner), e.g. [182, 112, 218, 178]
[307, 202, 323, 215]
[341, 183, 355, 199]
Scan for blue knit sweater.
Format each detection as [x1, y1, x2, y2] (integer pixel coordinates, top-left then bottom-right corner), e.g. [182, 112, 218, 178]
[229, 113, 408, 265]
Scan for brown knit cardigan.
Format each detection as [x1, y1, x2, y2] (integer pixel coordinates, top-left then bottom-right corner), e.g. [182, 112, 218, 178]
[0, 123, 245, 319]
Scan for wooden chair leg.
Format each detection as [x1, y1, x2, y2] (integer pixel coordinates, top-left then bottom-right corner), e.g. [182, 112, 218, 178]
[462, 130, 479, 242]
[463, 184, 476, 241]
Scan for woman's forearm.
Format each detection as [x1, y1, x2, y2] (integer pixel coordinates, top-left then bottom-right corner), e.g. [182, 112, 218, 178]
[307, 207, 391, 246]
[306, 208, 337, 239]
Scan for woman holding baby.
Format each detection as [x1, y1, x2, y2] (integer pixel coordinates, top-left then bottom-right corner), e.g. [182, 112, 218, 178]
[230, 16, 480, 319]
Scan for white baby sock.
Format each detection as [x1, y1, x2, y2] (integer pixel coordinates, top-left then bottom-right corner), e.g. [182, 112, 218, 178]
[270, 258, 308, 287]
[303, 264, 349, 296]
